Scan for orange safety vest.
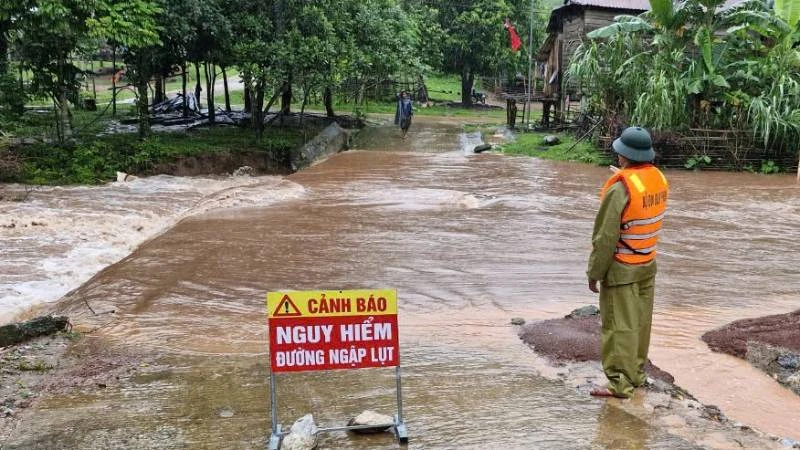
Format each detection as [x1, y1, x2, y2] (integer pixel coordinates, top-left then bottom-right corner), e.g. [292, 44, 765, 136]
[601, 165, 668, 265]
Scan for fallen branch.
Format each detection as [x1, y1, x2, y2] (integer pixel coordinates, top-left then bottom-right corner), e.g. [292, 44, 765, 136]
[0, 316, 71, 347]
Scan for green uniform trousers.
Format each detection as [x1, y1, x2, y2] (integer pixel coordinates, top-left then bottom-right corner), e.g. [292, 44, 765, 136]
[600, 275, 655, 398]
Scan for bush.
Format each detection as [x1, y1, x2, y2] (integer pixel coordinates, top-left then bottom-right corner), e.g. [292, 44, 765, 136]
[0, 72, 26, 120]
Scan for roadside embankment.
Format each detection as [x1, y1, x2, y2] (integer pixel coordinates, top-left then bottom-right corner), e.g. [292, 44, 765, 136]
[702, 309, 800, 397]
[517, 306, 798, 449]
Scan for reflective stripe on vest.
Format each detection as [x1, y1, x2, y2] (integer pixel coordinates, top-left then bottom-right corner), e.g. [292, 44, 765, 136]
[601, 165, 668, 265]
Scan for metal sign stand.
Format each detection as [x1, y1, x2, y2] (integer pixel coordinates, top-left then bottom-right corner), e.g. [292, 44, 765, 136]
[268, 366, 408, 449]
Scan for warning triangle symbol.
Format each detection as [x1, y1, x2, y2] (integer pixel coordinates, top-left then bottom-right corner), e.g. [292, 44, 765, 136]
[273, 294, 302, 317]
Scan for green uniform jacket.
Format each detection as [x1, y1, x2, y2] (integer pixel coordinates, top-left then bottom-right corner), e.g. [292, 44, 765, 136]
[587, 181, 657, 286]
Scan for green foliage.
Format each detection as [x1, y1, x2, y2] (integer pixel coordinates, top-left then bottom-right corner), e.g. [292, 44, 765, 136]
[0, 72, 26, 119]
[775, 0, 800, 28]
[684, 154, 712, 170]
[7, 126, 307, 185]
[569, 0, 800, 156]
[427, 0, 537, 104]
[501, 132, 611, 165]
[759, 160, 780, 174]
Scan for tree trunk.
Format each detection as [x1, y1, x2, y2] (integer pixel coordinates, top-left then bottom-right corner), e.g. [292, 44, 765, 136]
[194, 62, 202, 110]
[417, 75, 429, 104]
[90, 61, 96, 99]
[281, 74, 292, 115]
[324, 86, 334, 117]
[221, 65, 231, 112]
[357, 80, 365, 105]
[0, 20, 9, 76]
[264, 84, 284, 117]
[154, 74, 164, 104]
[253, 80, 266, 141]
[181, 62, 188, 117]
[300, 86, 309, 127]
[56, 63, 73, 144]
[461, 69, 474, 107]
[137, 80, 150, 139]
[112, 46, 117, 116]
[244, 84, 252, 114]
[204, 62, 216, 124]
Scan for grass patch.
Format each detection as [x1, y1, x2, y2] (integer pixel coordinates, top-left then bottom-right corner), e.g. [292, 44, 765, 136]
[5, 125, 308, 185]
[17, 359, 54, 372]
[501, 131, 612, 165]
[291, 100, 506, 120]
[423, 73, 463, 102]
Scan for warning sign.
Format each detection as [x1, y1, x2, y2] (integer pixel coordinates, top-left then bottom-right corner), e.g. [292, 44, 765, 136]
[267, 289, 397, 319]
[271, 294, 302, 317]
[267, 290, 399, 373]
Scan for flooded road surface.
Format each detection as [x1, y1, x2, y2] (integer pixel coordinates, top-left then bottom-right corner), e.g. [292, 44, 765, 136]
[0, 175, 304, 323]
[4, 116, 800, 448]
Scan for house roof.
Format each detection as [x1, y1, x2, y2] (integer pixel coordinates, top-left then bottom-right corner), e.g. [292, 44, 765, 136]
[563, 0, 650, 9]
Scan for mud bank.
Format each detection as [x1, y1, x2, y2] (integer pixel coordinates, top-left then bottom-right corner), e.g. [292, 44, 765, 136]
[702, 309, 800, 396]
[517, 307, 798, 449]
[148, 122, 351, 177]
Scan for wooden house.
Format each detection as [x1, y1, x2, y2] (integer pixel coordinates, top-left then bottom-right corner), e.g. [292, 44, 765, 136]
[535, 0, 649, 124]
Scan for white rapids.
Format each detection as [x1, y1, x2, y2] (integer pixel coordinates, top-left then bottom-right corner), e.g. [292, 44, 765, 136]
[0, 174, 305, 323]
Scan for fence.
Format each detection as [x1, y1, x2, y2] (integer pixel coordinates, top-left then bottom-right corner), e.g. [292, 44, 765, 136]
[598, 128, 799, 172]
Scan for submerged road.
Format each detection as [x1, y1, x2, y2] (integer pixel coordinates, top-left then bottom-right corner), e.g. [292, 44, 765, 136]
[5, 116, 800, 448]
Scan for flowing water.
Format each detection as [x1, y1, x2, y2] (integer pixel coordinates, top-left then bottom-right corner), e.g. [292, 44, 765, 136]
[2, 117, 800, 448]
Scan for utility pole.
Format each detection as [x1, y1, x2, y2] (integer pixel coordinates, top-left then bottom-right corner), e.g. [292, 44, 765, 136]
[526, 0, 535, 127]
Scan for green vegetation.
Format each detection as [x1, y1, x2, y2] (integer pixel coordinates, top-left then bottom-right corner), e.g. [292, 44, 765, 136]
[4, 126, 306, 185]
[424, 74, 463, 102]
[501, 132, 612, 165]
[685, 154, 712, 171]
[569, 0, 800, 156]
[17, 359, 54, 372]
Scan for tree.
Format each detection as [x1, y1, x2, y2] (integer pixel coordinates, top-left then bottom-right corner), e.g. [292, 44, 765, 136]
[15, 0, 95, 143]
[347, 0, 422, 104]
[429, 0, 515, 106]
[89, 0, 161, 138]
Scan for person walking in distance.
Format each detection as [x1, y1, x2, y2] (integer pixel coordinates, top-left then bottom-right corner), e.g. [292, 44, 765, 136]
[587, 126, 669, 398]
[395, 91, 413, 139]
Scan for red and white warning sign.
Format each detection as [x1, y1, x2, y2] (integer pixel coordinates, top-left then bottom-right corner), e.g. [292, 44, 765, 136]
[267, 289, 399, 373]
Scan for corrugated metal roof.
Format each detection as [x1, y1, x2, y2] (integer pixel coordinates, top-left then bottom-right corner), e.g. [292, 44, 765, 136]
[564, 0, 747, 12]
[564, 0, 650, 10]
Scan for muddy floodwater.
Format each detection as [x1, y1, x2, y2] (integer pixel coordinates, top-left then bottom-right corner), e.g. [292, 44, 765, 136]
[3, 117, 800, 448]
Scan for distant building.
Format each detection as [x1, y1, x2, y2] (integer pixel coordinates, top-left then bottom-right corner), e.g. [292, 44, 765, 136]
[535, 0, 649, 123]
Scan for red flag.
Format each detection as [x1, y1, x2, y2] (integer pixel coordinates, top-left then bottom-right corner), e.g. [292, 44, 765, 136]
[504, 18, 522, 52]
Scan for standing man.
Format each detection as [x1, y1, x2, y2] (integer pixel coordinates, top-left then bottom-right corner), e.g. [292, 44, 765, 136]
[587, 126, 668, 399]
[395, 91, 413, 139]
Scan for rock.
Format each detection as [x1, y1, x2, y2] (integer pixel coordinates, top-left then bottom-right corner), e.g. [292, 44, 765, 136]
[0, 316, 70, 347]
[281, 414, 318, 450]
[510, 317, 525, 326]
[777, 353, 800, 370]
[116, 171, 137, 182]
[543, 135, 560, 145]
[473, 143, 492, 153]
[701, 404, 726, 422]
[346, 410, 394, 434]
[231, 166, 255, 177]
[565, 305, 600, 319]
[219, 409, 234, 418]
[780, 437, 800, 448]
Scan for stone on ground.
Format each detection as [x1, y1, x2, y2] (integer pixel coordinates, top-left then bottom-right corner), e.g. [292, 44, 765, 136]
[346, 410, 394, 434]
[281, 414, 318, 450]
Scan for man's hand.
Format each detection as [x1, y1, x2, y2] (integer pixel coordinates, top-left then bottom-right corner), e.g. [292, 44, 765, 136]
[588, 279, 599, 293]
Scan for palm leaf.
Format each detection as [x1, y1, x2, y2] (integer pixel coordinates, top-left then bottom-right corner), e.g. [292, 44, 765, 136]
[775, 0, 800, 28]
[587, 18, 652, 39]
